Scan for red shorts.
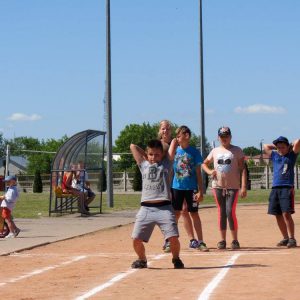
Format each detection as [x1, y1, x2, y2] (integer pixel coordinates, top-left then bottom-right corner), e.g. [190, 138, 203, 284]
[1, 207, 12, 219]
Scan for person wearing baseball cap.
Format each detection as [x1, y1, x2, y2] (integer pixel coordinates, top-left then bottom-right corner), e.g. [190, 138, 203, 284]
[264, 137, 300, 248]
[202, 126, 247, 250]
[0, 175, 20, 238]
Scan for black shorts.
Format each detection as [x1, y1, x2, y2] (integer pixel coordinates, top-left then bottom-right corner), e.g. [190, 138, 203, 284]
[268, 186, 295, 215]
[171, 189, 198, 213]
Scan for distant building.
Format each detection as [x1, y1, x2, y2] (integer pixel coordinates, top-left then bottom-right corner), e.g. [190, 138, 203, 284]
[0, 156, 28, 175]
[245, 154, 270, 165]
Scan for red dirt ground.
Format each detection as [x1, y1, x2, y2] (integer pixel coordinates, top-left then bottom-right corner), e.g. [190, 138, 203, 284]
[0, 204, 299, 300]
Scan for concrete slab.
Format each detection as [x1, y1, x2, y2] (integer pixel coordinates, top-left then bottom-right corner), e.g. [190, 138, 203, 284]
[0, 210, 137, 256]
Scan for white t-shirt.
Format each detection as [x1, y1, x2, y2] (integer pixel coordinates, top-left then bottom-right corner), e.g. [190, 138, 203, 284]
[1, 185, 19, 211]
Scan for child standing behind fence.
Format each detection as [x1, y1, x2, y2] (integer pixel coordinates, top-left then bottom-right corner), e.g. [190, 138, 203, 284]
[264, 136, 300, 248]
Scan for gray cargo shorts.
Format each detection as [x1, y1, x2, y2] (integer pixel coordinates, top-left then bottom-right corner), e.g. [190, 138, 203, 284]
[131, 204, 179, 242]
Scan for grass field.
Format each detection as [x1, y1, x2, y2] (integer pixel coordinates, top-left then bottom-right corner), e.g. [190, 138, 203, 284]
[12, 189, 300, 219]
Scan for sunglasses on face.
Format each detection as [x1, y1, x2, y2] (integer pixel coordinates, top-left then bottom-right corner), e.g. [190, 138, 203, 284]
[217, 158, 231, 165]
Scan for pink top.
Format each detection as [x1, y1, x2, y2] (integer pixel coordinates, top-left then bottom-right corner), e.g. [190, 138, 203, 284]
[207, 145, 244, 189]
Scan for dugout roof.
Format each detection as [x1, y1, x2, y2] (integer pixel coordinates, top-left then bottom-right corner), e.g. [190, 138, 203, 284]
[51, 129, 106, 172]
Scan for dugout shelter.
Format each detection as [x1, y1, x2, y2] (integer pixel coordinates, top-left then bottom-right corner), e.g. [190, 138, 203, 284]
[49, 129, 106, 216]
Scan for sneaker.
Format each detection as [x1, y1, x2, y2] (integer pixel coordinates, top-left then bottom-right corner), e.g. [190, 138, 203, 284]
[131, 259, 147, 269]
[198, 241, 209, 252]
[287, 238, 297, 248]
[276, 238, 289, 247]
[5, 233, 15, 239]
[231, 240, 240, 250]
[217, 240, 226, 250]
[163, 240, 171, 253]
[14, 228, 20, 237]
[189, 239, 199, 249]
[172, 257, 184, 269]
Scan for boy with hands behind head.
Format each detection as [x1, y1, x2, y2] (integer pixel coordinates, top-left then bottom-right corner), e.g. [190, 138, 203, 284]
[264, 136, 300, 248]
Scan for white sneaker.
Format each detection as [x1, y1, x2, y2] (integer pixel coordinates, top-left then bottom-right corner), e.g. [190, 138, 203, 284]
[5, 233, 15, 239]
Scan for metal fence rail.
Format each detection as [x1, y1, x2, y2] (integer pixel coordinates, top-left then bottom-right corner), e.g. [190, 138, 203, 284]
[15, 165, 300, 193]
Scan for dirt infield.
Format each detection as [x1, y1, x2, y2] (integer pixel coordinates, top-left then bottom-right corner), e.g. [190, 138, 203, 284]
[0, 204, 299, 300]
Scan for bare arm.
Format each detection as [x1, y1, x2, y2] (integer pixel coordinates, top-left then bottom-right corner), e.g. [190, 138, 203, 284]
[292, 139, 300, 154]
[201, 157, 216, 176]
[130, 144, 146, 165]
[239, 159, 247, 198]
[168, 138, 178, 161]
[194, 165, 204, 202]
[263, 143, 276, 157]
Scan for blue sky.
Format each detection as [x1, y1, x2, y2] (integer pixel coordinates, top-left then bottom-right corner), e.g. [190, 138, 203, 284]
[0, 0, 299, 150]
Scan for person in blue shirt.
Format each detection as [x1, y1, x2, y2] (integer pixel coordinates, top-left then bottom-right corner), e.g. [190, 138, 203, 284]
[169, 125, 208, 251]
[264, 136, 300, 248]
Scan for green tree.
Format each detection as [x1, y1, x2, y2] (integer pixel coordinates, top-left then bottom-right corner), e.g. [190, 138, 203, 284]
[114, 123, 157, 170]
[33, 169, 43, 193]
[243, 146, 261, 157]
[6, 135, 68, 175]
[132, 164, 142, 191]
[0, 133, 5, 158]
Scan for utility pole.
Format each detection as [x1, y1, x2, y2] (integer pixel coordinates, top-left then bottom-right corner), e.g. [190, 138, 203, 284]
[199, 0, 207, 192]
[106, 0, 113, 207]
[5, 144, 10, 177]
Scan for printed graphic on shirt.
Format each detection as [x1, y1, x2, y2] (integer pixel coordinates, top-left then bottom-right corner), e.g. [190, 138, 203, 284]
[174, 153, 193, 180]
[142, 163, 165, 192]
[216, 152, 233, 174]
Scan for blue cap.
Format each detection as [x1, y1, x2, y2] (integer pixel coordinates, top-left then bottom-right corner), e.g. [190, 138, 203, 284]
[4, 175, 17, 182]
[273, 136, 289, 146]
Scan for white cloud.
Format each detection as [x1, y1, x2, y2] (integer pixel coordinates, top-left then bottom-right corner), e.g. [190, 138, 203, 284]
[7, 113, 42, 121]
[234, 104, 286, 114]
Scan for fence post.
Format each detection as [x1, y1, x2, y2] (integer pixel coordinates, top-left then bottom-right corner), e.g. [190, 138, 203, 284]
[124, 170, 127, 192]
[265, 166, 270, 189]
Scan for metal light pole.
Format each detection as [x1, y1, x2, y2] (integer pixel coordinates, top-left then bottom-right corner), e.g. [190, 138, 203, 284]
[199, 0, 207, 192]
[106, 0, 113, 207]
[260, 139, 264, 164]
[5, 144, 10, 176]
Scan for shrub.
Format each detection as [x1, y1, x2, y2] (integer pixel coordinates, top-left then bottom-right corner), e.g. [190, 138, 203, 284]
[97, 168, 107, 192]
[132, 164, 142, 191]
[33, 170, 43, 193]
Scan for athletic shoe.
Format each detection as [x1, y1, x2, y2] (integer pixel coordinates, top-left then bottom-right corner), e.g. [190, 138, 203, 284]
[14, 228, 21, 237]
[189, 239, 199, 249]
[131, 259, 147, 269]
[5, 233, 15, 239]
[287, 238, 297, 248]
[276, 238, 289, 247]
[231, 240, 240, 250]
[217, 240, 226, 250]
[172, 257, 184, 269]
[198, 241, 209, 252]
[163, 240, 171, 253]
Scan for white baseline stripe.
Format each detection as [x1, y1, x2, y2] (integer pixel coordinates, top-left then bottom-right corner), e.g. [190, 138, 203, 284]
[75, 254, 166, 300]
[0, 256, 86, 287]
[198, 253, 241, 300]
